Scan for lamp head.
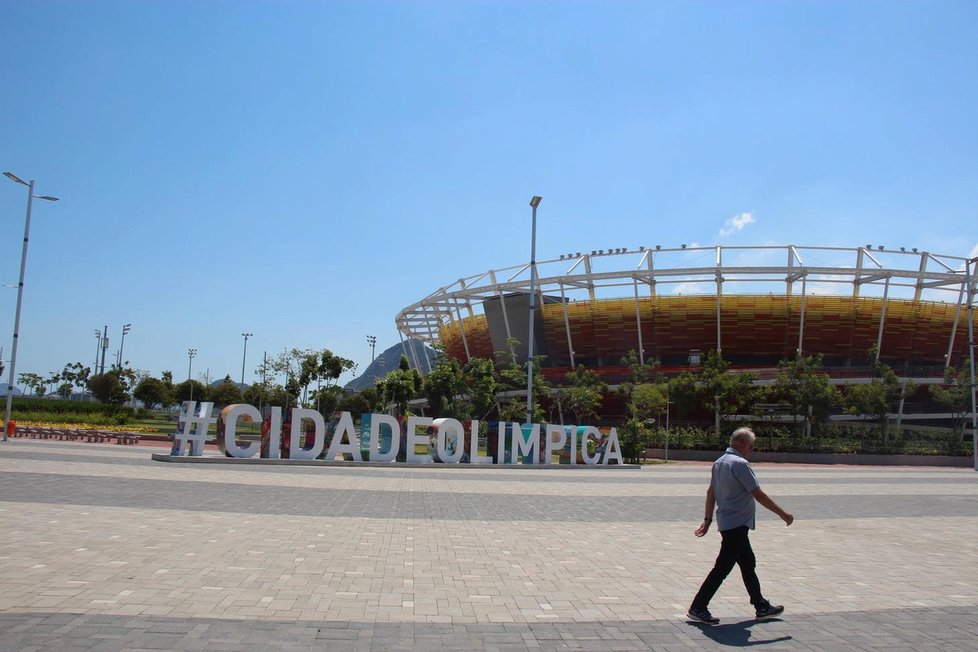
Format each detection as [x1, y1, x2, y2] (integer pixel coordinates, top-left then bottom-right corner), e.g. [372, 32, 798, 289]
[529, 196, 542, 208]
[3, 171, 28, 186]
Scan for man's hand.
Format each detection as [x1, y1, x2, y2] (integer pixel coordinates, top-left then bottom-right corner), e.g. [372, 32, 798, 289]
[782, 512, 794, 526]
[693, 520, 711, 537]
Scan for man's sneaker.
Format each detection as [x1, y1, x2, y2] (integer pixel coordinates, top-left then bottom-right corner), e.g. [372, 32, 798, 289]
[755, 603, 784, 620]
[686, 607, 720, 625]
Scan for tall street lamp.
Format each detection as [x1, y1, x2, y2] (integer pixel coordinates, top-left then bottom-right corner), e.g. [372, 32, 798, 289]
[526, 195, 542, 425]
[240, 333, 252, 386]
[367, 335, 377, 363]
[3, 172, 58, 441]
[188, 348, 198, 401]
[117, 323, 132, 368]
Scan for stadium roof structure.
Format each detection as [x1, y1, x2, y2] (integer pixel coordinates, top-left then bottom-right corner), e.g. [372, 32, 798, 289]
[395, 244, 977, 375]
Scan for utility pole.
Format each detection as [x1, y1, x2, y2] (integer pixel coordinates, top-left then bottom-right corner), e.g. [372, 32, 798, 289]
[99, 325, 109, 375]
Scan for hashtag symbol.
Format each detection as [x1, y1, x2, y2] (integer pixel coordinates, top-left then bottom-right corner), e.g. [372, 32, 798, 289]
[172, 401, 216, 456]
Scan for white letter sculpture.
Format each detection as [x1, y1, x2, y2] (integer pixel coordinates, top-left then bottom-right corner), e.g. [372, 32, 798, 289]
[368, 413, 400, 462]
[432, 418, 464, 464]
[405, 416, 432, 463]
[512, 423, 539, 464]
[544, 424, 566, 465]
[173, 401, 216, 456]
[217, 404, 261, 458]
[289, 408, 325, 460]
[325, 411, 362, 461]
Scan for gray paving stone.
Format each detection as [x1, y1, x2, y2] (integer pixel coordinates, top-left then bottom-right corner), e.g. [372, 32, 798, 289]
[0, 439, 976, 650]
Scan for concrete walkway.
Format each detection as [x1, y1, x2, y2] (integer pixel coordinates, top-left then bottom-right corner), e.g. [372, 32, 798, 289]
[0, 439, 975, 650]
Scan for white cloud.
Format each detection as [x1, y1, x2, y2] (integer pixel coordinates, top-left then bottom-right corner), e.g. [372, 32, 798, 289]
[671, 282, 708, 295]
[719, 212, 755, 237]
[954, 242, 978, 271]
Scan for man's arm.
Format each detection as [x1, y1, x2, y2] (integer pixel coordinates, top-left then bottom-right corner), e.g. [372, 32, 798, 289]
[752, 488, 794, 526]
[693, 485, 716, 537]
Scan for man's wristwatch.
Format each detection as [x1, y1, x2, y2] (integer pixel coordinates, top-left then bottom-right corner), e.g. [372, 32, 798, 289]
[703, 518, 712, 523]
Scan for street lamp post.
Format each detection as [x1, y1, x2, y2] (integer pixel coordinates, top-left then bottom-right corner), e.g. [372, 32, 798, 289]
[367, 335, 377, 363]
[664, 399, 672, 462]
[117, 323, 132, 369]
[526, 195, 542, 425]
[240, 333, 252, 386]
[3, 172, 58, 441]
[188, 348, 198, 401]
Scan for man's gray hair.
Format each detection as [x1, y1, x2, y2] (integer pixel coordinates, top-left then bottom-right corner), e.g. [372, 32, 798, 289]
[730, 427, 756, 446]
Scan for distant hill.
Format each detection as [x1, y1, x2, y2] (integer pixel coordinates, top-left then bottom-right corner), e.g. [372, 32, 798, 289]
[209, 376, 249, 391]
[345, 340, 435, 391]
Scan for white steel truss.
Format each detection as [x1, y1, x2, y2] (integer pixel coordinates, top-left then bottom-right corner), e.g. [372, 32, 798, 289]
[396, 244, 975, 351]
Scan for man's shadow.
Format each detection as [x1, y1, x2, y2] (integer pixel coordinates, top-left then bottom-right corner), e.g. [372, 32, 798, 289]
[688, 618, 792, 647]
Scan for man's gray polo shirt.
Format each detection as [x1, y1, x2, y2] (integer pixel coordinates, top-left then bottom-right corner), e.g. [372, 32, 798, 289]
[711, 447, 760, 531]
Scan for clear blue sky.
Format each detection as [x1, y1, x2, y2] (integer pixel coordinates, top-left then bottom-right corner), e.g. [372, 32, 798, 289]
[1, 0, 976, 389]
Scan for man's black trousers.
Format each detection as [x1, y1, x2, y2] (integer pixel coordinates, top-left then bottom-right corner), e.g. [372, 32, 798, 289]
[690, 525, 767, 610]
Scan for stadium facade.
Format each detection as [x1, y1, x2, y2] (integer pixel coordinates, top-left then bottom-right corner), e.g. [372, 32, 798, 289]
[395, 244, 976, 382]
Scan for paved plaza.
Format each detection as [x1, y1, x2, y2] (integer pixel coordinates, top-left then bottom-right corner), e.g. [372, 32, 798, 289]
[0, 439, 976, 651]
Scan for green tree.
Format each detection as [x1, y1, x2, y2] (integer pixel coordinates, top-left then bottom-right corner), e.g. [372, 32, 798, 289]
[338, 387, 385, 416]
[773, 354, 839, 439]
[496, 348, 550, 423]
[209, 376, 244, 407]
[463, 357, 500, 421]
[18, 372, 46, 397]
[159, 371, 176, 408]
[376, 354, 423, 416]
[630, 382, 669, 422]
[699, 350, 758, 438]
[617, 417, 652, 464]
[844, 349, 906, 443]
[274, 348, 356, 407]
[617, 350, 668, 426]
[241, 356, 289, 409]
[558, 365, 607, 424]
[46, 371, 62, 396]
[57, 362, 91, 398]
[243, 382, 291, 409]
[173, 379, 208, 403]
[309, 384, 345, 417]
[424, 357, 468, 419]
[620, 349, 662, 385]
[668, 371, 700, 421]
[666, 351, 757, 439]
[134, 377, 171, 410]
[929, 363, 973, 436]
[87, 372, 129, 405]
[268, 348, 306, 408]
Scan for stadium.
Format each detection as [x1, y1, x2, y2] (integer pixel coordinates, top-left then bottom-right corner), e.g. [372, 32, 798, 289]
[395, 245, 976, 407]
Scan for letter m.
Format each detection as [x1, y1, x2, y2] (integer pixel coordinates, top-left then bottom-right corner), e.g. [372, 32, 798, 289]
[511, 423, 539, 464]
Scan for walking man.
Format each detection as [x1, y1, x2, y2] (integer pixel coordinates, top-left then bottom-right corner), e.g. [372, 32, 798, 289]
[687, 427, 794, 625]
